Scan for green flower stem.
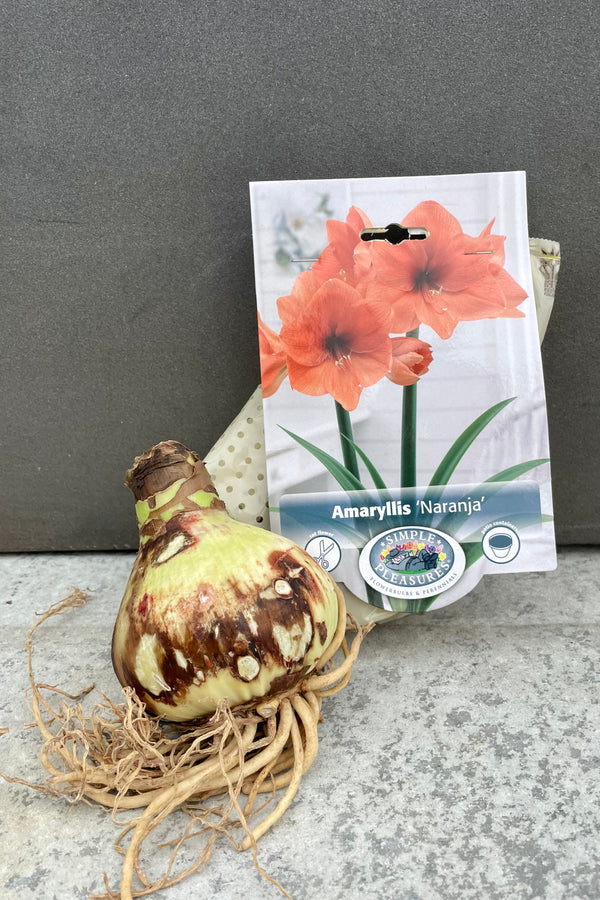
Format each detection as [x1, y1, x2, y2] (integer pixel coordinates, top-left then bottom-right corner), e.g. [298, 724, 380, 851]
[334, 399, 383, 608]
[401, 327, 420, 488]
[335, 401, 360, 481]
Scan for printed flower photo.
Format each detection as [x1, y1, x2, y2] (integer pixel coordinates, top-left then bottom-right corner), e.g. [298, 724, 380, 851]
[252, 182, 554, 612]
[259, 200, 534, 485]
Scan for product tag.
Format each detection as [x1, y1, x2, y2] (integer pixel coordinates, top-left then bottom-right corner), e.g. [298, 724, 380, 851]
[249, 172, 556, 618]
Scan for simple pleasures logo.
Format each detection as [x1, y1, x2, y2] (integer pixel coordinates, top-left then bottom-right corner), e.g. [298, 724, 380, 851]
[359, 526, 465, 600]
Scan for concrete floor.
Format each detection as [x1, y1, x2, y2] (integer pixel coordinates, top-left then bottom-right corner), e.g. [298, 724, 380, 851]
[1, 547, 598, 899]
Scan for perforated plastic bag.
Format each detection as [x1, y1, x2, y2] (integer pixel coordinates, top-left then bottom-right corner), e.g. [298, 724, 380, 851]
[204, 390, 269, 529]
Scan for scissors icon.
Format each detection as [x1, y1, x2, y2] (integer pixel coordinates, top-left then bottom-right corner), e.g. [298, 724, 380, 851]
[315, 540, 335, 569]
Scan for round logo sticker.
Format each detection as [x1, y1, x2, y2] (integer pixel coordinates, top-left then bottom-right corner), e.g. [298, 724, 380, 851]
[359, 526, 465, 601]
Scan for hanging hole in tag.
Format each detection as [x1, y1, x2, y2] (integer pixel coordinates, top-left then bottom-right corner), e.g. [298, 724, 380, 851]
[360, 223, 429, 245]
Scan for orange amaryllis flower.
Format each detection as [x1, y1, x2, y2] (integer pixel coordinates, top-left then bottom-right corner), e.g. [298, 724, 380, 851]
[388, 336, 433, 386]
[369, 201, 527, 339]
[279, 279, 392, 412]
[310, 206, 373, 290]
[257, 313, 287, 398]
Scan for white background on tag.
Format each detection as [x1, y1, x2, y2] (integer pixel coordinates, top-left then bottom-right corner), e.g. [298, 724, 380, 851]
[250, 172, 556, 590]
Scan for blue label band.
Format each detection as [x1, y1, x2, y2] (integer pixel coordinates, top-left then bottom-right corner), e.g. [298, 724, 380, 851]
[280, 481, 544, 609]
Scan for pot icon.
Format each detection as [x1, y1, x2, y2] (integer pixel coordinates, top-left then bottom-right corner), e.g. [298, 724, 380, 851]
[482, 526, 520, 564]
[488, 533, 513, 559]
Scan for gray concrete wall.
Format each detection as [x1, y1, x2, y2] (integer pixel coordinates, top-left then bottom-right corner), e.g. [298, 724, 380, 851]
[1, 1, 597, 549]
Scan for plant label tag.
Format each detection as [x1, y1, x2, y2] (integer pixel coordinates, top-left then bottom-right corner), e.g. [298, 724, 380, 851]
[249, 172, 556, 618]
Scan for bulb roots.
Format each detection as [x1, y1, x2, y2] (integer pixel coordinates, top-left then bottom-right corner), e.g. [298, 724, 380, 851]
[1, 588, 373, 899]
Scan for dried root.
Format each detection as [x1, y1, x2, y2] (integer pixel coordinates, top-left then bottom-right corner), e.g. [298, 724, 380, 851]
[1, 589, 373, 899]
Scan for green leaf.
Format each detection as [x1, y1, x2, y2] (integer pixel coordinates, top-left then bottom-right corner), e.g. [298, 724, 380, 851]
[429, 397, 516, 487]
[280, 426, 366, 492]
[435, 457, 551, 534]
[463, 541, 485, 568]
[340, 433, 388, 490]
[484, 459, 550, 483]
[335, 401, 361, 480]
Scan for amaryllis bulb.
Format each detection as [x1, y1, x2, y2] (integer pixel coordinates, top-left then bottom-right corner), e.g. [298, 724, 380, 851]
[111, 441, 341, 722]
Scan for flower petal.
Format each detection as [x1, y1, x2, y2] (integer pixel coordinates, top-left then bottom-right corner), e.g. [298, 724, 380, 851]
[287, 354, 362, 410]
[315, 206, 374, 288]
[414, 294, 458, 340]
[257, 314, 288, 397]
[346, 206, 372, 233]
[277, 269, 321, 325]
[443, 278, 507, 321]
[350, 343, 393, 387]
[286, 356, 330, 397]
[490, 265, 529, 308]
[322, 357, 363, 410]
[401, 200, 465, 238]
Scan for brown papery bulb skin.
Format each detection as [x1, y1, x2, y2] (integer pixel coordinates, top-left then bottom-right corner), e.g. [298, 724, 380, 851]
[111, 441, 341, 722]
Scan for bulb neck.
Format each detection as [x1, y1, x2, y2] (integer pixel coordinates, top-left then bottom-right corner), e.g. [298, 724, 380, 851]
[126, 441, 226, 539]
